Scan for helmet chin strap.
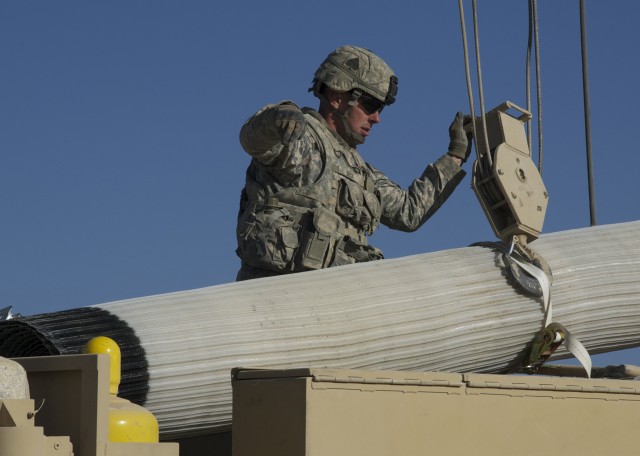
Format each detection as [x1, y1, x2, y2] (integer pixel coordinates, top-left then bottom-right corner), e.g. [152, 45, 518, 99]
[338, 90, 365, 147]
[340, 109, 364, 146]
[318, 86, 366, 147]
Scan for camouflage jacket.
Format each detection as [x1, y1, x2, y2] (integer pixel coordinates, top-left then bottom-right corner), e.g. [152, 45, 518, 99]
[236, 101, 466, 280]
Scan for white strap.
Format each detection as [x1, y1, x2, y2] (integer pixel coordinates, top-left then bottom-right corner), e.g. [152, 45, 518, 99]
[511, 257, 552, 326]
[510, 255, 592, 378]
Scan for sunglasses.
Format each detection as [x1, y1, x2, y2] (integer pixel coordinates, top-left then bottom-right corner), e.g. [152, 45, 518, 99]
[357, 94, 386, 115]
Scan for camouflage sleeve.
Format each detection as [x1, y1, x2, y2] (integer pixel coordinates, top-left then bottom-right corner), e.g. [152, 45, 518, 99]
[239, 101, 323, 187]
[372, 154, 466, 232]
[239, 101, 293, 164]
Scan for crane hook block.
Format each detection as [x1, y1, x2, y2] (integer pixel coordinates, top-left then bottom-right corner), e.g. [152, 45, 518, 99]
[471, 101, 548, 243]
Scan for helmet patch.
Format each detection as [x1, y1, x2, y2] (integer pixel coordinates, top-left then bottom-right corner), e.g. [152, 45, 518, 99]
[345, 58, 360, 71]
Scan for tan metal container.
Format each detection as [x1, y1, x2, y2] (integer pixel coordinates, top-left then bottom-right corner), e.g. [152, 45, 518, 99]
[12, 354, 178, 456]
[233, 367, 640, 455]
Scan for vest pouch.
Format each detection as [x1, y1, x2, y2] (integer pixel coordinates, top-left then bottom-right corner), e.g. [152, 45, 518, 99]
[336, 178, 381, 235]
[237, 205, 299, 272]
[331, 236, 384, 265]
[331, 242, 356, 267]
[297, 207, 340, 270]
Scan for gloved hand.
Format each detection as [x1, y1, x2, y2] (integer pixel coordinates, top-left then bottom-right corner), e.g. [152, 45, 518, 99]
[274, 104, 306, 145]
[447, 111, 473, 164]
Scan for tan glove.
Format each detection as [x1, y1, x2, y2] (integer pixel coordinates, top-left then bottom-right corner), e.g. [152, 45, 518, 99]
[274, 104, 307, 145]
[447, 112, 473, 164]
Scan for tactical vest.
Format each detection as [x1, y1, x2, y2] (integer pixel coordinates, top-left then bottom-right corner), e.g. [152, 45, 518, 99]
[236, 109, 384, 274]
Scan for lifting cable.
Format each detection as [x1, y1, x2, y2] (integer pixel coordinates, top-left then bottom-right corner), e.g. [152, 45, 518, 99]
[456, 0, 591, 377]
[458, 0, 544, 173]
[580, 0, 597, 226]
[457, 0, 491, 167]
[529, 0, 544, 174]
[526, 1, 532, 152]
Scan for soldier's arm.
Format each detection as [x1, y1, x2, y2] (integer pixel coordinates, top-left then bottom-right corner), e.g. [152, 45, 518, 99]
[373, 154, 466, 232]
[239, 101, 305, 165]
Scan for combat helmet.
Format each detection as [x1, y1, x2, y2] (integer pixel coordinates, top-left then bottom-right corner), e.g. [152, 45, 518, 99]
[311, 45, 398, 107]
[310, 46, 398, 145]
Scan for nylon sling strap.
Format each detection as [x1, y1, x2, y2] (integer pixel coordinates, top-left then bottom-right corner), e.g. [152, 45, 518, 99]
[510, 253, 592, 378]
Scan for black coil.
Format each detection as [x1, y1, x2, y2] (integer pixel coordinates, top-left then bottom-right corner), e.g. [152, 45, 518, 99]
[0, 307, 149, 406]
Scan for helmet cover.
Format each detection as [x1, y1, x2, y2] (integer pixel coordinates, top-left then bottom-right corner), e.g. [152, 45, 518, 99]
[311, 45, 397, 106]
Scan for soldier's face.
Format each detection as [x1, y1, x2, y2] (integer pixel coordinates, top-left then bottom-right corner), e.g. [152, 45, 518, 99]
[335, 94, 381, 146]
[349, 99, 381, 141]
[326, 89, 383, 147]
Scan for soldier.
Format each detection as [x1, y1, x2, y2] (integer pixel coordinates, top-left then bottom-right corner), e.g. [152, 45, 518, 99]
[236, 45, 471, 281]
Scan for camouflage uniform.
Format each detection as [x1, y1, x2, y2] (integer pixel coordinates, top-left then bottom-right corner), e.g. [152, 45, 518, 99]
[235, 45, 469, 281]
[236, 102, 466, 280]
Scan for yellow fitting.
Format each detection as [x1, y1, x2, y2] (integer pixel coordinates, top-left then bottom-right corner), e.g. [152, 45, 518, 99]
[83, 335, 121, 395]
[83, 336, 159, 443]
[109, 396, 160, 443]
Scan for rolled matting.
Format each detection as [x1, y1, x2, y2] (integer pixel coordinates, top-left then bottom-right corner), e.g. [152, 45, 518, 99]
[1, 221, 639, 437]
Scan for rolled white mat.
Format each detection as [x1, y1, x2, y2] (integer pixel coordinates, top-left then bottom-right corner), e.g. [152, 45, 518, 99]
[1, 221, 639, 437]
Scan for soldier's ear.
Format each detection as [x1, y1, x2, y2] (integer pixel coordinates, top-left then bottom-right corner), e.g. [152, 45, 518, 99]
[325, 88, 343, 109]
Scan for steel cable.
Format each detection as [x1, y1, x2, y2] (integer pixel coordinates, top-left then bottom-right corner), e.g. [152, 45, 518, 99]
[457, 0, 479, 161]
[526, 0, 533, 149]
[532, 0, 544, 174]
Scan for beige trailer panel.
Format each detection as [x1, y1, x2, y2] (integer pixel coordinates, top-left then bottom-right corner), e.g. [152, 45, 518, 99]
[233, 368, 640, 455]
[13, 354, 178, 456]
[0, 399, 73, 456]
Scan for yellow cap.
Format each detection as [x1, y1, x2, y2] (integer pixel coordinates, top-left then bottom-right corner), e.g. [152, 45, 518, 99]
[83, 335, 160, 442]
[83, 336, 121, 395]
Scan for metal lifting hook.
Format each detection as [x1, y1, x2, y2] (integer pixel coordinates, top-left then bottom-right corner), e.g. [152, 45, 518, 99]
[502, 235, 552, 297]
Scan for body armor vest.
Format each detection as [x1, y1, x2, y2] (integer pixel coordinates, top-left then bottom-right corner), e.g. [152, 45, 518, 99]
[236, 109, 384, 274]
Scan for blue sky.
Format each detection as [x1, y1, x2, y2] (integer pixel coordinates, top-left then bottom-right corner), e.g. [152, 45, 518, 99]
[2, 1, 639, 367]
